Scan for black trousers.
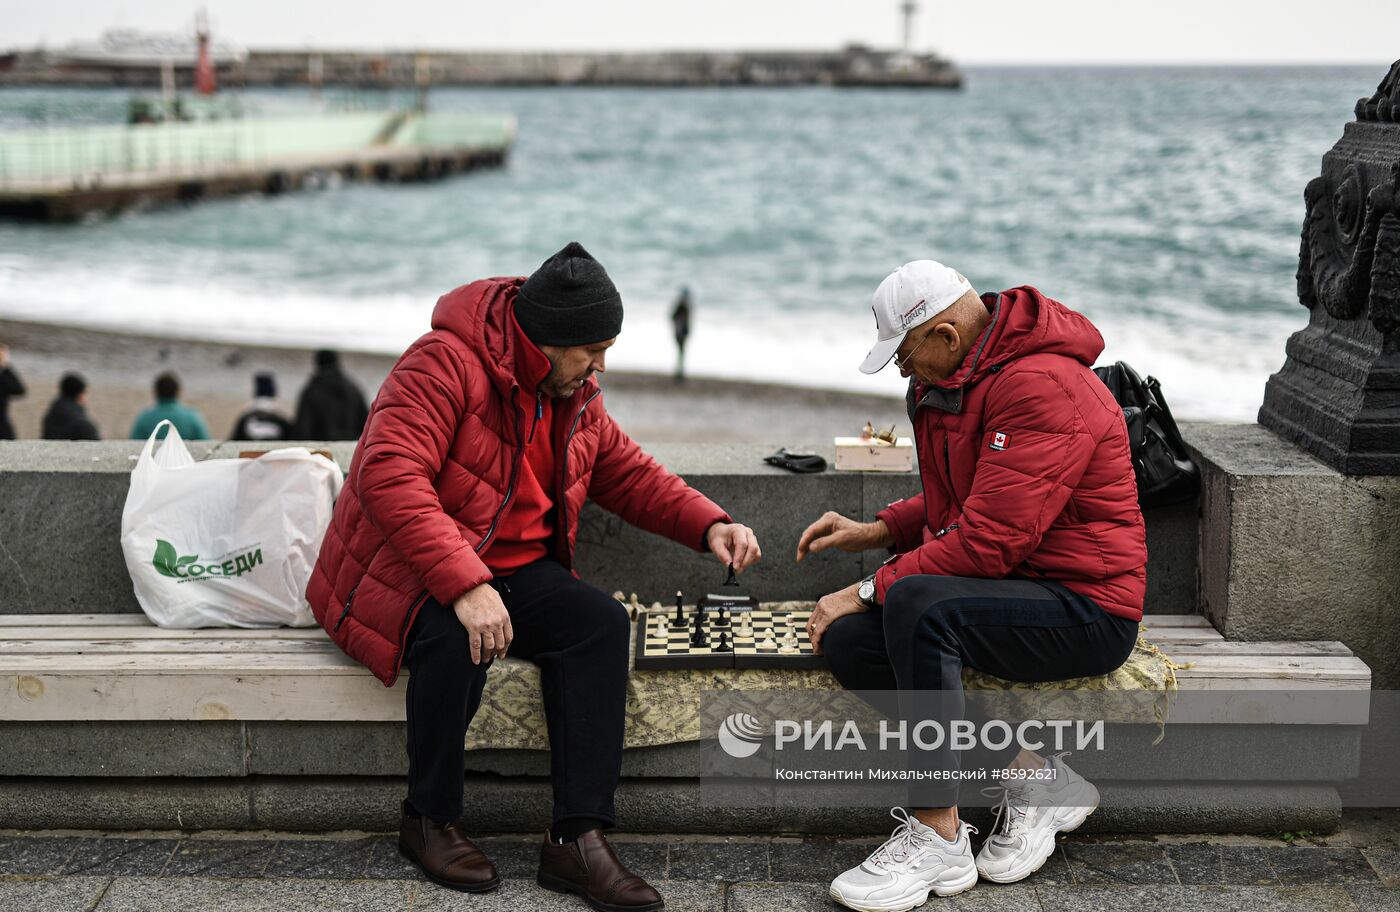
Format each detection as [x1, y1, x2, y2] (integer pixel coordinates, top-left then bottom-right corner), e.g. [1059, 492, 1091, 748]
[403, 558, 631, 829]
[823, 574, 1138, 807]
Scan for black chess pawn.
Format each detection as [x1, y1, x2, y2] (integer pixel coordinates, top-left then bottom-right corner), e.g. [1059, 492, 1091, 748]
[714, 606, 730, 627]
[689, 605, 708, 648]
[672, 590, 686, 627]
[716, 629, 731, 652]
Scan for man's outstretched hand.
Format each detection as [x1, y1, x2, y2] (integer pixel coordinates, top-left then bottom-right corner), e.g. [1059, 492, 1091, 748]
[796, 512, 893, 562]
[707, 522, 762, 573]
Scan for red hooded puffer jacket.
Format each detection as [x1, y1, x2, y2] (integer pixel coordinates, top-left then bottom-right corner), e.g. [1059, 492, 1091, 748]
[874, 286, 1147, 621]
[306, 278, 731, 685]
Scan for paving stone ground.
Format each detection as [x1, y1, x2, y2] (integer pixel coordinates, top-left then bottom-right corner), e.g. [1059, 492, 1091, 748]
[1, 811, 1397, 911]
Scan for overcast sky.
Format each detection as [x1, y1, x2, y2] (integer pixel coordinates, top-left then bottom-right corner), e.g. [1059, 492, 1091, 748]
[7, 0, 1398, 64]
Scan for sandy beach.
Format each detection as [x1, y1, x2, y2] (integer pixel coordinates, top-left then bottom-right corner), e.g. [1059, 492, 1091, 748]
[0, 317, 909, 446]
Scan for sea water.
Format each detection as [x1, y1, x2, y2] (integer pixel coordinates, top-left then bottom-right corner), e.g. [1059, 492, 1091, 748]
[0, 66, 1384, 420]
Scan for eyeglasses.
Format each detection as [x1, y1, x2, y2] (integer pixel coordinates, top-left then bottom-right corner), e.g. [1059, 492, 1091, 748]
[894, 329, 934, 371]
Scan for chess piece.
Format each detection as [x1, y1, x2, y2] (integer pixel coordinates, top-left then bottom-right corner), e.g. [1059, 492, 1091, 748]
[613, 591, 626, 603]
[672, 591, 686, 627]
[690, 606, 708, 648]
[716, 629, 731, 652]
[723, 564, 739, 587]
[715, 606, 730, 627]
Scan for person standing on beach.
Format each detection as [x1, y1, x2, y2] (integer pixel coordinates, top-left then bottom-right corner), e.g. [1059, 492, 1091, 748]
[797, 260, 1145, 909]
[130, 372, 210, 441]
[293, 349, 370, 441]
[230, 372, 294, 441]
[0, 345, 25, 440]
[306, 241, 760, 909]
[41, 373, 100, 441]
[671, 286, 692, 383]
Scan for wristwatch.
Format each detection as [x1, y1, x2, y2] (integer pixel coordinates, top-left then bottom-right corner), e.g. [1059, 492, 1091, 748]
[856, 573, 879, 608]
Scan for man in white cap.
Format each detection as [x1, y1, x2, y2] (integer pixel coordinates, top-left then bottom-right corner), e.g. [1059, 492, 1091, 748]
[796, 261, 1147, 909]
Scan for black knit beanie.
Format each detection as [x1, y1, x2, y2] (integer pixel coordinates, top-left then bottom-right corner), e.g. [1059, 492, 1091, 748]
[515, 241, 623, 346]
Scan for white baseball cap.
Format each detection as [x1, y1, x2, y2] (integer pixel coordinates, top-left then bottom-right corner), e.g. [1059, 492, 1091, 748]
[859, 260, 973, 374]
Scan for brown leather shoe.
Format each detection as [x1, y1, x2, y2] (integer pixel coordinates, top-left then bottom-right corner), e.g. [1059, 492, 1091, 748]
[397, 801, 500, 892]
[537, 828, 664, 911]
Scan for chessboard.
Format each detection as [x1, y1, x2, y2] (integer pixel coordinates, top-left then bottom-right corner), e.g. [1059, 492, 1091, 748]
[632, 594, 823, 670]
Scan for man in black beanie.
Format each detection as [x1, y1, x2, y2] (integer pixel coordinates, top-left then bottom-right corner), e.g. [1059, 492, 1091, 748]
[308, 241, 761, 909]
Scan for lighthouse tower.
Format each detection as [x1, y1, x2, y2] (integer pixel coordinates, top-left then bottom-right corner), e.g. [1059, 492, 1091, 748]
[900, 0, 918, 53]
[194, 9, 217, 95]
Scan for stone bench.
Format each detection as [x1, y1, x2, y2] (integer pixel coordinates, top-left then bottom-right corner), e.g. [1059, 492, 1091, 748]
[0, 423, 1391, 834]
[0, 612, 1370, 836]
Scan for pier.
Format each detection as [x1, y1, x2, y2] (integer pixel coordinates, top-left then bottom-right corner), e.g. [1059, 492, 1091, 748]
[0, 46, 963, 90]
[0, 110, 516, 222]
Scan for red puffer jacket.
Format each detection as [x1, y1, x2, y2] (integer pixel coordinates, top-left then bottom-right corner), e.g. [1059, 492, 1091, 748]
[874, 286, 1147, 621]
[306, 278, 731, 685]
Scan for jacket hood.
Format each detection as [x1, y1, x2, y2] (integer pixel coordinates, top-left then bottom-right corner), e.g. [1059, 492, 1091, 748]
[952, 286, 1103, 383]
[913, 286, 1104, 414]
[430, 277, 599, 404]
[431, 277, 527, 402]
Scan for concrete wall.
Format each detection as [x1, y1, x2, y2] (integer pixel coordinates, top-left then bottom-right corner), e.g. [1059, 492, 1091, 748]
[0, 437, 1197, 616]
[1188, 423, 1400, 688]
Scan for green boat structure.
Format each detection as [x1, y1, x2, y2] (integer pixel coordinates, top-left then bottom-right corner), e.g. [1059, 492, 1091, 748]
[0, 107, 517, 222]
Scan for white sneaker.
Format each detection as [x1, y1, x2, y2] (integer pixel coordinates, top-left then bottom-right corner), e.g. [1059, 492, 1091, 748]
[829, 808, 978, 912]
[975, 755, 1099, 884]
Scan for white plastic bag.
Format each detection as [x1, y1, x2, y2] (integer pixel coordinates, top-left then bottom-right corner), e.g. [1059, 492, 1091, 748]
[120, 420, 344, 628]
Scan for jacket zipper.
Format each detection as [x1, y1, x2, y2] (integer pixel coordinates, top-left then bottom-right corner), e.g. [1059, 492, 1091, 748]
[477, 401, 527, 554]
[556, 388, 602, 566]
[939, 436, 959, 505]
[333, 585, 359, 633]
[390, 588, 432, 682]
[527, 392, 542, 444]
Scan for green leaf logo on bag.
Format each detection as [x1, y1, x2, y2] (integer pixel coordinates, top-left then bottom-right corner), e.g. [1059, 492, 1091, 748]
[152, 539, 263, 583]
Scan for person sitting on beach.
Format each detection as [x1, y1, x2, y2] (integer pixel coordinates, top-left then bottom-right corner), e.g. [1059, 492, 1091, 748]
[230, 372, 293, 441]
[306, 241, 760, 909]
[130, 372, 210, 441]
[41, 373, 100, 441]
[292, 349, 370, 441]
[796, 260, 1146, 909]
[0, 344, 25, 440]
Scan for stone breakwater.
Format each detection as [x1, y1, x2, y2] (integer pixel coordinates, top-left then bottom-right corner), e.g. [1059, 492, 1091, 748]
[0, 46, 963, 89]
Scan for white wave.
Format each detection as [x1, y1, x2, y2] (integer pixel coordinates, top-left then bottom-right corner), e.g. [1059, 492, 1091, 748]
[0, 267, 1297, 423]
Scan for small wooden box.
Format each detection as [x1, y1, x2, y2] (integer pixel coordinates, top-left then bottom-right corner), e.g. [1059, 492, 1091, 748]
[833, 437, 915, 472]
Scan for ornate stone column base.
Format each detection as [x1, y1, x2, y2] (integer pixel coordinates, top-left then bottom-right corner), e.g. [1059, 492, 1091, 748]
[1258, 63, 1400, 475]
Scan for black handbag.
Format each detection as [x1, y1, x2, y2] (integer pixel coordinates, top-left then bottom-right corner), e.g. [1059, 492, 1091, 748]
[1092, 361, 1199, 508]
